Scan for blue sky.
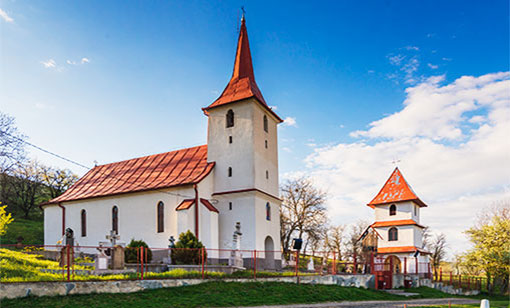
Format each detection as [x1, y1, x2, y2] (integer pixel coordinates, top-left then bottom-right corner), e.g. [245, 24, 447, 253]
[1, 1, 509, 255]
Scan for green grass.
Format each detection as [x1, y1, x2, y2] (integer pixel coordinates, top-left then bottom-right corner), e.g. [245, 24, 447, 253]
[406, 287, 509, 308]
[414, 301, 509, 308]
[1, 218, 44, 245]
[0, 281, 409, 308]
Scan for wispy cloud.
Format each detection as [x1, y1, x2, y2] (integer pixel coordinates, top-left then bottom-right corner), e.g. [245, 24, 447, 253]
[404, 46, 419, 51]
[428, 63, 438, 69]
[81, 57, 90, 64]
[0, 8, 13, 23]
[41, 59, 57, 69]
[282, 116, 297, 127]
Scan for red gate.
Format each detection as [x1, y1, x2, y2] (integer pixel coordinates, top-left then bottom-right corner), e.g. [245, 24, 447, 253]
[374, 256, 392, 289]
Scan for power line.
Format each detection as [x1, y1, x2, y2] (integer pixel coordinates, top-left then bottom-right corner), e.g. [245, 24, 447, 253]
[1, 130, 195, 199]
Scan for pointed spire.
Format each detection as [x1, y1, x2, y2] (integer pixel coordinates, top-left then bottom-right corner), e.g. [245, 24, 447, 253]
[367, 167, 428, 208]
[203, 16, 282, 122]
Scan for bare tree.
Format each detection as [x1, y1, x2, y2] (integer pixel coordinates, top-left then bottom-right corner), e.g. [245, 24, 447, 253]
[428, 233, 448, 269]
[0, 112, 26, 204]
[280, 177, 328, 253]
[327, 224, 345, 260]
[347, 219, 371, 259]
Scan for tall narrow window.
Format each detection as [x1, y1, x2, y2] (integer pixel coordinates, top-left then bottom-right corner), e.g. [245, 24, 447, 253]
[229, 136, 233, 144]
[266, 203, 271, 221]
[414, 205, 417, 216]
[389, 204, 396, 216]
[265, 140, 268, 149]
[226, 109, 234, 128]
[229, 202, 232, 210]
[228, 167, 232, 177]
[112, 206, 118, 234]
[263, 115, 268, 132]
[157, 201, 164, 233]
[388, 227, 398, 241]
[81, 209, 87, 237]
[266, 170, 269, 179]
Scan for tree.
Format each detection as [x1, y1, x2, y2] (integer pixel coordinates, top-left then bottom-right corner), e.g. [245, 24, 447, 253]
[427, 233, 447, 269]
[40, 166, 78, 199]
[347, 220, 371, 259]
[9, 160, 45, 218]
[463, 202, 510, 294]
[171, 230, 206, 265]
[280, 177, 328, 254]
[0, 203, 14, 235]
[125, 239, 152, 263]
[326, 224, 345, 260]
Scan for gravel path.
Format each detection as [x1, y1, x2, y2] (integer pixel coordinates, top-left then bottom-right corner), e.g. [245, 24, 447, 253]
[240, 298, 479, 308]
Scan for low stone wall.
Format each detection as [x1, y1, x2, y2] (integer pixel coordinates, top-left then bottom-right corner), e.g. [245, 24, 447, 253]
[0, 275, 373, 300]
[419, 279, 480, 296]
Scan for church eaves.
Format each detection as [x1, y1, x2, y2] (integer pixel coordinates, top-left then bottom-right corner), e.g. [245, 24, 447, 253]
[368, 167, 428, 208]
[203, 17, 282, 123]
[42, 145, 214, 205]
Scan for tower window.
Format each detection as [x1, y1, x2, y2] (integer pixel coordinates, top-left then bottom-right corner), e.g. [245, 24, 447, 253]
[266, 170, 269, 179]
[226, 109, 234, 128]
[263, 115, 268, 132]
[229, 136, 233, 144]
[112, 206, 119, 234]
[389, 204, 396, 216]
[266, 203, 271, 221]
[228, 167, 232, 177]
[388, 227, 398, 241]
[414, 205, 417, 216]
[157, 201, 164, 233]
[81, 209, 86, 237]
[229, 202, 232, 210]
[265, 140, 268, 149]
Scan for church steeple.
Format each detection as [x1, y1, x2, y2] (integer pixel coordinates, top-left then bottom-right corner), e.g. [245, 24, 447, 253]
[203, 16, 282, 122]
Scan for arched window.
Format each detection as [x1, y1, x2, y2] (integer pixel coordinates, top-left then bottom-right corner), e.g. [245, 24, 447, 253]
[263, 115, 268, 132]
[226, 109, 234, 128]
[81, 209, 87, 237]
[388, 227, 398, 241]
[112, 206, 118, 234]
[389, 204, 396, 216]
[266, 202, 271, 221]
[229, 202, 233, 210]
[157, 201, 164, 233]
[228, 167, 232, 177]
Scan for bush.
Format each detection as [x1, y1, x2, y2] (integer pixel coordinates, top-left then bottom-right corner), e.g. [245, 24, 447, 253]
[125, 239, 152, 263]
[172, 231, 206, 265]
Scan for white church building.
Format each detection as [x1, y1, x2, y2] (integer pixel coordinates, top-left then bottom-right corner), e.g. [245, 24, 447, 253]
[42, 17, 282, 267]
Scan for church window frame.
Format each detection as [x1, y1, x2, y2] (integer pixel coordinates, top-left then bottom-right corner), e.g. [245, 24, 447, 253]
[229, 202, 232, 210]
[229, 136, 233, 144]
[265, 140, 268, 149]
[266, 202, 271, 221]
[112, 206, 119, 234]
[263, 115, 268, 132]
[81, 209, 87, 237]
[228, 167, 232, 177]
[388, 227, 398, 241]
[226, 109, 234, 128]
[414, 204, 417, 216]
[389, 204, 397, 216]
[157, 201, 164, 233]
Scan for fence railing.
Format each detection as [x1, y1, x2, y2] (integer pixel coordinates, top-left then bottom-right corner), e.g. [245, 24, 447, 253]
[0, 244, 430, 283]
[432, 267, 490, 292]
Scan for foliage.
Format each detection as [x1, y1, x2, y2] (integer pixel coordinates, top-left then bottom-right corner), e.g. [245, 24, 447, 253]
[40, 166, 78, 199]
[0, 203, 14, 235]
[125, 239, 152, 263]
[172, 230, 206, 265]
[1, 218, 44, 245]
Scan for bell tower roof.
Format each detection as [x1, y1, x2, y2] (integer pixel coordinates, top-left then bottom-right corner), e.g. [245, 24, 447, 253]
[203, 17, 282, 122]
[368, 167, 428, 208]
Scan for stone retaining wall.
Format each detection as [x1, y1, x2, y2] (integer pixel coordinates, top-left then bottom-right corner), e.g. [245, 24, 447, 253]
[0, 275, 374, 299]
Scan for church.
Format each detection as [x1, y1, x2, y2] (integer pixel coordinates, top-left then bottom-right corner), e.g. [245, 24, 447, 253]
[42, 16, 282, 267]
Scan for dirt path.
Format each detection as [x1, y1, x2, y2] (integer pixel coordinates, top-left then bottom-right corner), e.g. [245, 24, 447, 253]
[240, 298, 479, 308]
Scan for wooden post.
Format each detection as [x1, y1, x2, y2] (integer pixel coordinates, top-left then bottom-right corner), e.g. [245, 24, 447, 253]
[415, 257, 418, 274]
[458, 274, 461, 289]
[66, 244, 70, 282]
[253, 250, 257, 279]
[440, 267, 442, 282]
[404, 257, 407, 275]
[467, 277, 470, 289]
[201, 248, 205, 279]
[333, 251, 337, 275]
[370, 252, 374, 274]
[295, 250, 299, 277]
[140, 246, 144, 280]
[353, 252, 357, 275]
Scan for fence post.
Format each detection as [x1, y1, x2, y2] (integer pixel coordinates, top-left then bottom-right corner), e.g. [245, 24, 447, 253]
[353, 252, 357, 275]
[66, 244, 70, 282]
[449, 272, 452, 285]
[333, 251, 336, 275]
[370, 252, 374, 274]
[404, 257, 407, 275]
[201, 248, 205, 279]
[415, 257, 418, 274]
[467, 277, 470, 290]
[253, 250, 257, 279]
[428, 263, 431, 279]
[140, 246, 144, 280]
[439, 267, 442, 282]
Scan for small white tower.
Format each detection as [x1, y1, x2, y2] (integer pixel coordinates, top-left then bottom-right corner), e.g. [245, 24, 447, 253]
[202, 17, 282, 268]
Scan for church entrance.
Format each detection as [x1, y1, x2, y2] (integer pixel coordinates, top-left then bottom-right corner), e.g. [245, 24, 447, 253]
[385, 255, 401, 274]
[264, 236, 275, 270]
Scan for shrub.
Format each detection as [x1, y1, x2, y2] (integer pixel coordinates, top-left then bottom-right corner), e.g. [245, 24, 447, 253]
[172, 231, 206, 265]
[124, 239, 152, 263]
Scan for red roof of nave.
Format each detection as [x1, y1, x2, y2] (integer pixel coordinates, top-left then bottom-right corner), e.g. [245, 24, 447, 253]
[368, 167, 428, 208]
[203, 17, 282, 122]
[43, 145, 214, 205]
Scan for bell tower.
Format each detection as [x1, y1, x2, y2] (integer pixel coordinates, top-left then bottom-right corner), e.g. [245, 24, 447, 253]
[202, 16, 282, 266]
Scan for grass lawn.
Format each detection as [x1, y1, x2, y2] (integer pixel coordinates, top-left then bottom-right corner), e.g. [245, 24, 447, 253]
[407, 287, 509, 308]
[1, 218, 44, 245]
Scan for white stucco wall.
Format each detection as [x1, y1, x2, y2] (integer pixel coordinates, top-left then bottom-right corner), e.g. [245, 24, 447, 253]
[375, 201, 420, 222]
[376, 225, 424, 248]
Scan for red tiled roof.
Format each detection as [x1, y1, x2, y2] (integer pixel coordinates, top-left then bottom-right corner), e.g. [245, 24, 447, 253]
[175, 198, 219, 213]
[203, 17, 282, 123]
[368, 167, 427, 208]
[44, 145, 214, 205]
[372, 219, 425, 228]
[378, 246, 431, 254]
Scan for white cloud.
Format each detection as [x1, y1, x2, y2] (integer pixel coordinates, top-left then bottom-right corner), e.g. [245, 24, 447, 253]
[0, 8, 13, 23]
[41, 59, 57, 69]
[283, 116, 297, 127]
[301, 72, 510, 256]
[404, 46, 419, 51]
[81, 57, 90, 64]
[428, 63, 438, 69]
[388, 54, 405, 66]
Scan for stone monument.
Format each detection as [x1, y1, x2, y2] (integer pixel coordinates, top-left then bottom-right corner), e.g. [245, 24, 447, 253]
[95, 244, 109, 270]
[229, 222, 244, 268]
[307, 257, 315, 271]
[59, 228, 75, 267]
[105, 230, 124, 270]
[164, 236, 176, 264]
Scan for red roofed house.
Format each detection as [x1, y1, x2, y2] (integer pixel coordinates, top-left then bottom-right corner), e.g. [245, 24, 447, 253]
[42, 16, 282, 269]
[367, 167, 430, 274]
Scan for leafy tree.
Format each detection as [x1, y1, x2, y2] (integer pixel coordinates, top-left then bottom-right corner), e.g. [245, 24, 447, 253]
[0, 203, 14, 235]
[40, 166, 78, 199]
[9, 160, 46, 219]
[172, 230, 206, 265]
[125, 239, 152, 263]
